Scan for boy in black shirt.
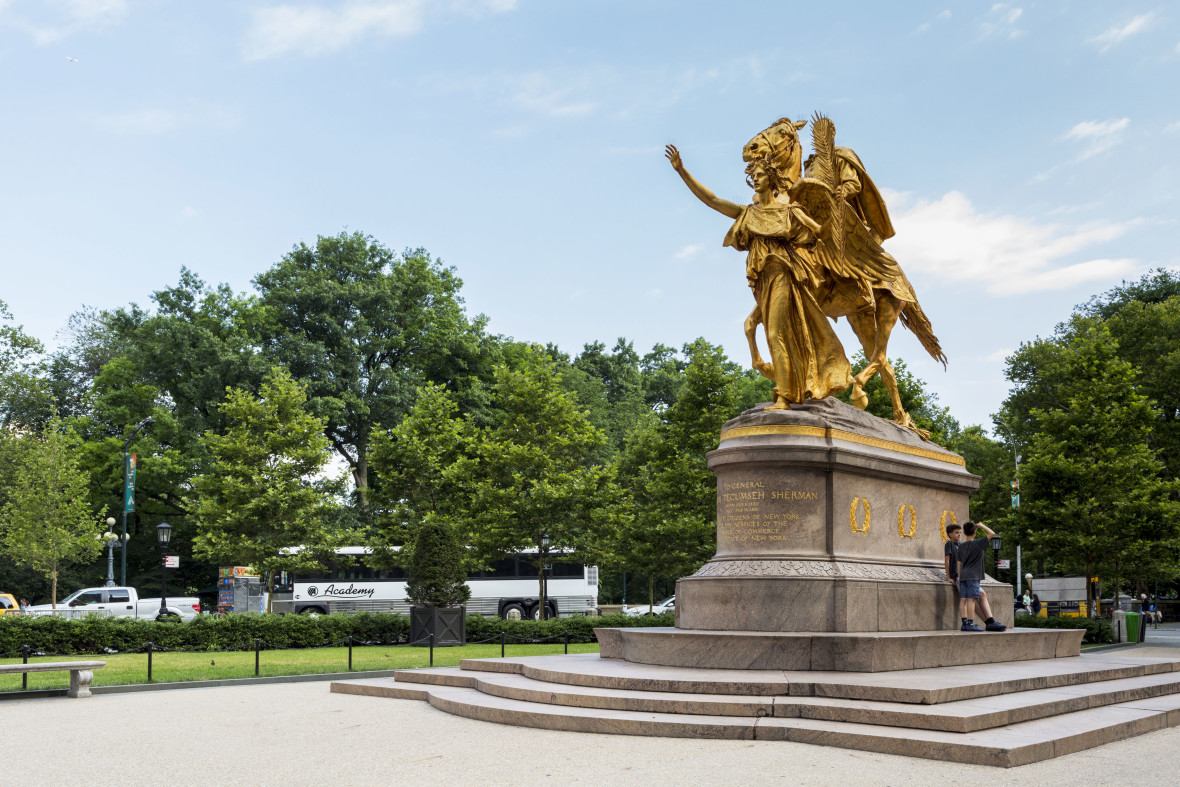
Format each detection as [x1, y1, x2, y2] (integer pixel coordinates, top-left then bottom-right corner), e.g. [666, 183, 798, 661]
[943, 523, 965, 628]
[957, 521, 1007, 632]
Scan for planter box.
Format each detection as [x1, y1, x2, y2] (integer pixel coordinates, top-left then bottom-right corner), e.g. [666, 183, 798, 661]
[410, 605, 466, 646]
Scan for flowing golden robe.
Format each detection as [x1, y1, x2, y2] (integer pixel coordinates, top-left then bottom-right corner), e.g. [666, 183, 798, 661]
[724, 202, 852, 402]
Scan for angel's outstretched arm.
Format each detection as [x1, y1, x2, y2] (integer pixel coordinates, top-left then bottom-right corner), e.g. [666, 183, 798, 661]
[665, 145, 742, 220]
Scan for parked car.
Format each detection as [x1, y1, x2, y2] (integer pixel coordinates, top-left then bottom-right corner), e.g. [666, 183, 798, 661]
[25, 586, 200, 621]
[623, 595, 675, 616]
[0, 593, 21, 616]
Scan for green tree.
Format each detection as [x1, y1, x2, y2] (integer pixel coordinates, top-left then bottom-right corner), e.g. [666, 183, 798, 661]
[0, 298, 48, 430]
[253, 232, 486, 513]
[367, 382, 474, 566]
[0, 416, 103, 606]
[193, 368, 351, 610]
[463, 349, 616, 616]
[1005, 322, 1180, 607]
[609, 340, 744, 608]
[405, 520, 471, 607]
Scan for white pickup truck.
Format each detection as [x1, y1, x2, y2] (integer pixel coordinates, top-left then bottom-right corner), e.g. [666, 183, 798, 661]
[27, 586, 201, 621]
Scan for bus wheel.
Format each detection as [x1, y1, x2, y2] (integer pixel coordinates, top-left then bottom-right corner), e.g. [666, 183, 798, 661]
[501, 604, 525, 620]
[300, 607, 327, 616]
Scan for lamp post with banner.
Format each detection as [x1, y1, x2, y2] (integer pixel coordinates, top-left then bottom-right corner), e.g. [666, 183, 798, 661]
[120, 417, 153, 586]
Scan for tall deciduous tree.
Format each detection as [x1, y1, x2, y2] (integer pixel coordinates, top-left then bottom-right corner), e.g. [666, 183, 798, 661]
[610, 340, 743, 608]
[0, 416, 102, 606]
[253, 232, 485, 513]
[193, 368, 350, 610]
[465, 349, 616, 616]
[1005, 321, 1180, 606]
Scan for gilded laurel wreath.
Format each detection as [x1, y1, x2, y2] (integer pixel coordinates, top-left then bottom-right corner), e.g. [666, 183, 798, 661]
[897, 504, 916, 539]
[939, 510, 958, 543]
[849, 497, 871, 533]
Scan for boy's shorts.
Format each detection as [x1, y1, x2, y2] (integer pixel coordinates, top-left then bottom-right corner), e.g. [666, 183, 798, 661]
[959, 579, 982, 599]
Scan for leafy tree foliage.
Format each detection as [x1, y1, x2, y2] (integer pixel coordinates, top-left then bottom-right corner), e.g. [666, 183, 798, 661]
[193, 368, 351, 609]
[253, 232, 486, 512]
[608, 341, 748, 608]
[0, 416, 103, 606]
[1001, 321, 1180, 605]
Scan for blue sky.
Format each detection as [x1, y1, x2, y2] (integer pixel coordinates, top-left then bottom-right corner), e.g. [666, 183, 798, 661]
[2, 1, 1178, 431]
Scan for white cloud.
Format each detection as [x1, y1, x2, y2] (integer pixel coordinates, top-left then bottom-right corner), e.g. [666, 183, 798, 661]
[883, 190, 1140, 296]
[1088, 13, 1154, 52]
[1164, 121, 1180, 134]
[980, 4, 1024, 40]
[1061, 118, 1130, 159]
[243, 1, 425, 61]
[674, 244, 702, 259]
[1, 0, 127, 44]
[985, 348, 1013, 362]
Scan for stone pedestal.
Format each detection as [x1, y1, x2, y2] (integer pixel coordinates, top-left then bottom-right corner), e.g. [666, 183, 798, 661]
[675, 398, 1013, 633]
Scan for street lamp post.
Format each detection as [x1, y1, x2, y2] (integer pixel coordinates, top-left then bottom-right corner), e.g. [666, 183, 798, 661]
[989, 533, 1003, 583]
[541, 533, 550, 620]
[120, 417, 153, 586]
[156, 522, 172, 621]
[100, 517, 127, 587]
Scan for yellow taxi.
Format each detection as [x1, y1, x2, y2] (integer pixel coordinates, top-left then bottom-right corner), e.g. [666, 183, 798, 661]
[0, 593, 22, 615]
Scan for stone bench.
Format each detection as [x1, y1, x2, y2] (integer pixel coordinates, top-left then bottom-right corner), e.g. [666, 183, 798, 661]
[0, 660, 106, 698]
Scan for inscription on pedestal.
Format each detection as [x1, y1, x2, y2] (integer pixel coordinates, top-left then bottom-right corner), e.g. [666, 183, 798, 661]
[716, 477, 822, 556]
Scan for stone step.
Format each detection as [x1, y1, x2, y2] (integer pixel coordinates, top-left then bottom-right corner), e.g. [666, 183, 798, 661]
[452, 668, 1180, 733]
[454, 650, 1180, 704]
[374, 659, 1180, 733]
[335, 677, 1180, 767]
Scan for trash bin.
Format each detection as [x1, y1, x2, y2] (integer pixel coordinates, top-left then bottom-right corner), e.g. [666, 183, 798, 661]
[1113, 610, 1128, 642]
[1126, 611, 1141, 643]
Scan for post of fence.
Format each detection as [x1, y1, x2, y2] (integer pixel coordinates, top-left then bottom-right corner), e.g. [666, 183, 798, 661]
[146, 642, 154, 683]
[563, 629, 569, 655]
[254, 638, 261, 677]
[429, 632, 434, 668]
[348, 636, 353, 672]
[20, 645, 29, 690]
[500, 630, 506, 659]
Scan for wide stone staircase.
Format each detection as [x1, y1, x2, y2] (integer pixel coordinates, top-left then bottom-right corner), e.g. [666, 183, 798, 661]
[331, 645, 1180, 767]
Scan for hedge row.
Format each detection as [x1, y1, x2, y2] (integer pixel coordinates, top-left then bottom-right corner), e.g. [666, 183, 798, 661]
[0, 611, 675, 656]
[1014, 614, 1113, 643]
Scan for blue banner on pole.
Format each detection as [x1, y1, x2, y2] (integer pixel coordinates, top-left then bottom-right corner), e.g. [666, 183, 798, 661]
[124, 454, 137, 513]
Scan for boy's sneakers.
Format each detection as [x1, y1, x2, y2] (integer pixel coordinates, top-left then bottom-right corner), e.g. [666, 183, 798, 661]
[985, 619, 1007, 632]
[960, 621, 984, 632]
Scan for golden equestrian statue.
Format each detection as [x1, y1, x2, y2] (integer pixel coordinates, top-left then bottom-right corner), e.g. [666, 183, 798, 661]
[665, 114, 946, 439]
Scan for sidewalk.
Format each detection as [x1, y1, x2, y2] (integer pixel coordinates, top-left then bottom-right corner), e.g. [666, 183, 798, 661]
[4, 674, 1180, 786]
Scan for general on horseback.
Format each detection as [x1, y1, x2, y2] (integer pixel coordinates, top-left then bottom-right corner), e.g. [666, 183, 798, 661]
[665, 114, 946, 439]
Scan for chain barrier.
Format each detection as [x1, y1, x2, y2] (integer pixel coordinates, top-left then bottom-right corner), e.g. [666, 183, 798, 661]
[2, 624, 600, 691]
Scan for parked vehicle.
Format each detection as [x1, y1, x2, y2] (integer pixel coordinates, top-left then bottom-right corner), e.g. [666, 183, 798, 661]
[623, 595, 675, 617]
[0, 593, 20, 616]
[25, 586, 200, 621]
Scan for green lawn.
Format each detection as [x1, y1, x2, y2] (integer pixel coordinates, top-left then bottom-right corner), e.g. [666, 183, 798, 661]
[0, 642, 599, 692]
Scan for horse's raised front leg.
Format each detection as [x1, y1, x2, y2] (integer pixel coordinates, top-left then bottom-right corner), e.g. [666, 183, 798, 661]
[744, 303, 775, 381]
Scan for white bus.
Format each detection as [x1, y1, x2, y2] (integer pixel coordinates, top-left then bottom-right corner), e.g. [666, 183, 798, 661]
[274, 547, 599, 619]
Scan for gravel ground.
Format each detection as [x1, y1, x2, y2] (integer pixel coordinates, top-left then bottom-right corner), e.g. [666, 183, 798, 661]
[3, 678, 1179, 787]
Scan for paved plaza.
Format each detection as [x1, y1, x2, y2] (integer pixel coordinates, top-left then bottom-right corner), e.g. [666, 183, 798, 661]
[5, 634, 1180, 787]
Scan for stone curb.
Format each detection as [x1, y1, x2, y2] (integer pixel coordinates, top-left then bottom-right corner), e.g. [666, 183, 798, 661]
[0, 669, 402, 701]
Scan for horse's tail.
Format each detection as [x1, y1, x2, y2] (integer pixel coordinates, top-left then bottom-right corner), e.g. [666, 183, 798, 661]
[899, 298, 947, 369]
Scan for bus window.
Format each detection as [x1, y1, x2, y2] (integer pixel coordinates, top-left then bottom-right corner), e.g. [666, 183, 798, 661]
[484, 558, 518, 578]
[551, 562, 583, 578]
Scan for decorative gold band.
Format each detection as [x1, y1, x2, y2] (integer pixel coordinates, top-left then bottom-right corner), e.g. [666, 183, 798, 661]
[717, 424, 966, 466]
